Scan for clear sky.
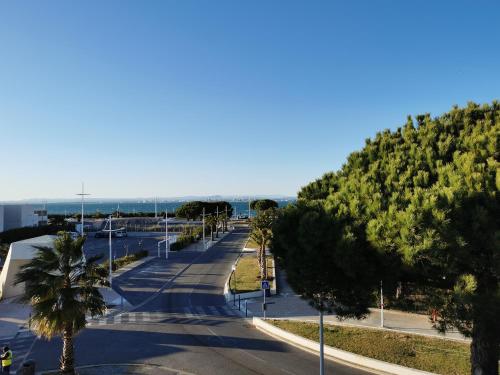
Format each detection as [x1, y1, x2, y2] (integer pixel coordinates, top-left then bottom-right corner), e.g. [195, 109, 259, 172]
[1, 1, 499, 201]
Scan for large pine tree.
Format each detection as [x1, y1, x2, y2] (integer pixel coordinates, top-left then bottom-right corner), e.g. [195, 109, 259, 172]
[277, 102, 499, 374]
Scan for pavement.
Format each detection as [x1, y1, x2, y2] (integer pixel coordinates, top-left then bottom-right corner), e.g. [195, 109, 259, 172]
[18, 228, 374, 375]
[0, 298, 31, 340]
[244, 265, 467, 341]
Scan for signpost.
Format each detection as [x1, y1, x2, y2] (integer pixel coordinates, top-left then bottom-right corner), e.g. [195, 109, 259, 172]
[261, 280, 270, 319]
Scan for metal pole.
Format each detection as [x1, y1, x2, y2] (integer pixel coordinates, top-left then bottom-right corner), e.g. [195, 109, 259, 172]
[225, 205, 228, 232]
[238, 294, 241, 311]
[320, 310, 325, 375]
[263, 288, 266, 319]
[202, 208, 206, 250]
[216, 206, 219, 238]
[109, 215, 112, 287]
[81, 185, 84, 235]
[380, 280, 384, 328]
[165, 210, 169, 259]
[76, 182, 90, 236]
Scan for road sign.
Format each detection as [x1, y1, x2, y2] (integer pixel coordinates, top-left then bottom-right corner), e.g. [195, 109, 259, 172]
[261, 280, 270, 290]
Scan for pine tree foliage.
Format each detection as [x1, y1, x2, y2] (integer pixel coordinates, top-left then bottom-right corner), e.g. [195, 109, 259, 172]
[280, 102, 499, 374]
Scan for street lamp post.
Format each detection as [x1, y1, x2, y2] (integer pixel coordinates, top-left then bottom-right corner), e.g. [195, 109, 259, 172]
[319, 308, 325, 375]
[165, 210, 169, 259]
[216, 206, 219, 238]
[380, 280, 384, 328]
[202, 207, 206, 250]
[232, 264, 236, 306]
[108, 215, 113, 287]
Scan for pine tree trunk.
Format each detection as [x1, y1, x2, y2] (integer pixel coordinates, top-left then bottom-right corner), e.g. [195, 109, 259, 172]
[470, 311, 499, 375]
[60, 324, 75, 374]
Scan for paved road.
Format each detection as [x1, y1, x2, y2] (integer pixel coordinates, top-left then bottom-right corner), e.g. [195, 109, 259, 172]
[23, 228, 373, 375]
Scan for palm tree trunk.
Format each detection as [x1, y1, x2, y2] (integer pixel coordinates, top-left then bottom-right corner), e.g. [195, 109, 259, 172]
[259, 245, 266, 279]
[60, 324, 75, 374]
[262, 250, 267, 280]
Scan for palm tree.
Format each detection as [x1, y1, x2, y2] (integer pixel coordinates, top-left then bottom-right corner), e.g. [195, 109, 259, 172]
[250, 208, 278, 279]
[15, 232, 109, 374]
[205, 215, 217, 241]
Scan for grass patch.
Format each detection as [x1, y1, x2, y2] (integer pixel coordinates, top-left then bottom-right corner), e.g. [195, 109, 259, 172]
[232, 254, 273, 293]
[245, 237, 260, 249]
[269, 320, 471, 375]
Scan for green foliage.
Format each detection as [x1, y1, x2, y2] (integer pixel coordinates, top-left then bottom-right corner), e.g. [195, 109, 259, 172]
[103, 250, 149, 271]
[286, 101, 500, 372]
[15, 232, 109, 374]
[175, 201, 233, 220]
[250, 199, 279, 211]
[251, 208, 279, 279]
[170, 234, 196, 251]
[272, 201, 380, 317]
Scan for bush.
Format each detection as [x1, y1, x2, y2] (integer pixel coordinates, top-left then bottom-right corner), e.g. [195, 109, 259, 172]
[103, 250, 149, 271]
[170, 234, 195, 251]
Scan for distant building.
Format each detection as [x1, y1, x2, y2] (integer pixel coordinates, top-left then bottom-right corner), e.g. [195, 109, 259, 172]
[0, 204, 48, 233]
[0, 235, 55, 299]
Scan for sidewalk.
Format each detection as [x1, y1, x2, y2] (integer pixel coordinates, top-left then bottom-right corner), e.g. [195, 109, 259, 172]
[244, 267, 467, 341]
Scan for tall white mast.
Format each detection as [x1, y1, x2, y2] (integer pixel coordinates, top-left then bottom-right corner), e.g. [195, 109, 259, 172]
[76, 183, 90, 236]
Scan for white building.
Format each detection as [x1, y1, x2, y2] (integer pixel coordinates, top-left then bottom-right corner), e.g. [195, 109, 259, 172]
[0, 204, 48, 233]
[0, 235, 55, 299]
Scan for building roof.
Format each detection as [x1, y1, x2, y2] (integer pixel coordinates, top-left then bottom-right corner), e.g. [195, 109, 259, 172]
[10, 235, 56, 260]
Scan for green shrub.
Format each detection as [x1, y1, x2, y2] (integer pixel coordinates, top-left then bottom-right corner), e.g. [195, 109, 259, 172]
[103, 250, 149, 271]
[170, 234, 195, 251]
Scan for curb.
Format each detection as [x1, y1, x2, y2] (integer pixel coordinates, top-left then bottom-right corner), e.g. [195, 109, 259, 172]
[252, 317, 436, 375]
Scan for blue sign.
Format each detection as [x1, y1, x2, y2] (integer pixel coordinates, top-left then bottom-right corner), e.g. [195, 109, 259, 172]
[261, 280, 270, 290]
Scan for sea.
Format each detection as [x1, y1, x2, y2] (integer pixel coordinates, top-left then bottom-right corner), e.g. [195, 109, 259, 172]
[36, 199, 294, 216]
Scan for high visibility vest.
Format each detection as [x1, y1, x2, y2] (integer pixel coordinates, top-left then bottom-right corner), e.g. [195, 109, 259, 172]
[1, 350, 12, 367]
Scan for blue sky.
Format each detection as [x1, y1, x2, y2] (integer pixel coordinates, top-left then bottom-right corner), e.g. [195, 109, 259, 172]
[1, 1, 499, 200]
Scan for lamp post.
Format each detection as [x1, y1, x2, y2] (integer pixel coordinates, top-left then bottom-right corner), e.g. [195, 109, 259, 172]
[108, 215, 113, 287]
[202, 207, 206, 250]
[380, 280, 384, 328]
[165, 210, 169, 259]
[319, 306, 325, 375]
[232, 264, 236, 306]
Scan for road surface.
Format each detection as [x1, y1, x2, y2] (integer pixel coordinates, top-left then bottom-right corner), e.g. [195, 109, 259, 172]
[25, 228, 374, 375]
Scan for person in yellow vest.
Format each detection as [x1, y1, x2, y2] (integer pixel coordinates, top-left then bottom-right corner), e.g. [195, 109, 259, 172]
[0, 346, 12, 374]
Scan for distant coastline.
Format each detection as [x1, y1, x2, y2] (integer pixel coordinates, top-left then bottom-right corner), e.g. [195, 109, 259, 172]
[20, 199, 294, 216]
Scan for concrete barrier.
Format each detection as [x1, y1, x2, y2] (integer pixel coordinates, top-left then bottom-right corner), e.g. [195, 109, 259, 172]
[253, 317, 436, 375]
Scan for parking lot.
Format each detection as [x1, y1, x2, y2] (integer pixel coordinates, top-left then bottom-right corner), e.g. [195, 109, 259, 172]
[83, 234, 171, 261]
